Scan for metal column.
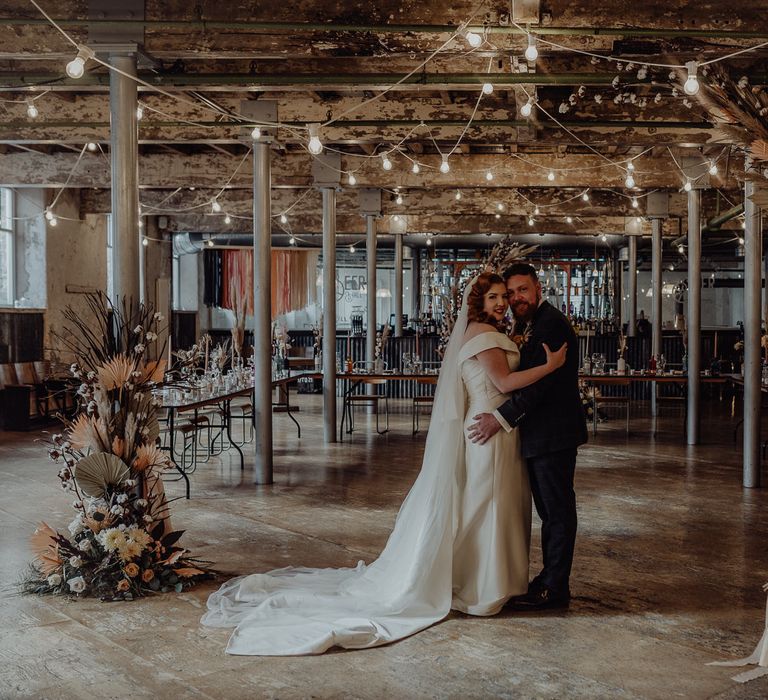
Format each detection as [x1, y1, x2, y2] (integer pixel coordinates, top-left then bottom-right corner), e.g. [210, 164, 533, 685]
[366, 214, 377, 363]
[687, 190, 701, 445]
[394, 232, 404, 336]
[322, 188, 337, 442]
[108, 54, 140, 305]
[411, 249, 421, 320]
[651, 219, 663, 415]
[252, 142, 273, 484]
[627, 236, 637, 337]
[743, 178, 762, 487]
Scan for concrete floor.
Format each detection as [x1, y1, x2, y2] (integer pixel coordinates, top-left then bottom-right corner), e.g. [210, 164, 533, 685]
[2, 394, 768, 699]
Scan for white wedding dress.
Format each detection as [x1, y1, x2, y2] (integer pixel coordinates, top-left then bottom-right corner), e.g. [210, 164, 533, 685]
[202, 286, 531, 656]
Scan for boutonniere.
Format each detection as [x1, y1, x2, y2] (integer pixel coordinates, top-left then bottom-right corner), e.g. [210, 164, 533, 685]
[509, 321, 533, 350]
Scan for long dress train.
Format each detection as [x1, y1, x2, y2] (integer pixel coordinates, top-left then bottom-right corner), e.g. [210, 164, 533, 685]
[201, 328, 530, 656]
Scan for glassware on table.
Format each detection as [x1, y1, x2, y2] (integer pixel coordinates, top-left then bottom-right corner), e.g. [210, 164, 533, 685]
[591, 353, 606, 374]
[402, 352, 413, 375]
[658, 354, 667, 374]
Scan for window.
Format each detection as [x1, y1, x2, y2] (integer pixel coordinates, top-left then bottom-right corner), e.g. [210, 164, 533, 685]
[0, 188, 14, 306]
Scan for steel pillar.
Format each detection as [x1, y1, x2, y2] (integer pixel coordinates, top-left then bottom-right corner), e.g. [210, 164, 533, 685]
[627, 235, 637, 337]
[687, 189, 701, 445]
[322, 187, 338, 442]
[651, 219, 663, 415]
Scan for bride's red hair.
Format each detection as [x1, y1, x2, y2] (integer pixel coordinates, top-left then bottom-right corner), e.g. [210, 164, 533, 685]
[466, 272, 505, 327]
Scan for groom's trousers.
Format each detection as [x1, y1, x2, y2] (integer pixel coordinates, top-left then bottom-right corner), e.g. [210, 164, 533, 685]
[526, 448, 577, 594]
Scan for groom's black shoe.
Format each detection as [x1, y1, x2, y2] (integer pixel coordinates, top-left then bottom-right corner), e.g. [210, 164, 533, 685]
[506, 585, 570, 611]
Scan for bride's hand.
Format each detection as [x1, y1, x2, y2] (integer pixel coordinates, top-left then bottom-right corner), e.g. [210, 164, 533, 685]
[543, 342, 568, 370]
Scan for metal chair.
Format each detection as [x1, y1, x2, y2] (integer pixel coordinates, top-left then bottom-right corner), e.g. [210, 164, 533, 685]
[590, 380, 631, 435]
[345, 361, 389, 435]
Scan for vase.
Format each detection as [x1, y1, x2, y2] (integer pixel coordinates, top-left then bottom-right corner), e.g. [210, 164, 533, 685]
[617, 357, 626, 374]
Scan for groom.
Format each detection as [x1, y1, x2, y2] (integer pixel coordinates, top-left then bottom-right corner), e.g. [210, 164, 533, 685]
[468, 262, 587, 609]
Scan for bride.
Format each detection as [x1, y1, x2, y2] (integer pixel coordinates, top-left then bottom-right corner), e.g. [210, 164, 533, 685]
[202, 272, 566, 655]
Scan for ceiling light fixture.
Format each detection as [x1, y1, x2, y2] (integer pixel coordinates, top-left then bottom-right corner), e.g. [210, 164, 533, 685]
[411, 161, 420, 174]
[625, 173, 635, 188]
[65, 46, 92, 79]
[280, 213, 288, 224]
[26, 100, 38, 119]
[224, 213, 231, 224]
[347, 172, 357, 186]
[136, 105, 144, 120]
[547, 170, 555, 182]
[396, 193, 404, 205]
[251, 126, 261, 139]
[486, 170, 494, 181]
[684, 61, 700, 96]
[582, 191, 590, 202]
[86, 142, 97, 152]
[211, 199, 222, 213]
[520, 99, 534, 118]
[684, 179, 693, 192]
[439, 154, 450, 174]
[482, 82, 494, 95]
[525, 33, 538, 62]
[455, 190, 462, 200]
[464, 29, 482, 48]
[307, 124, 323, 154]
[382, 153, 393, 171]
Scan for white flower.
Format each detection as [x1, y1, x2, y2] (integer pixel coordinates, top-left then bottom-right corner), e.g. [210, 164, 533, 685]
[118, 523, 127, 531]
[86, 400, 97, 415]
[133, 325, 143, 334]
[76, 383, 89, 396]
[124, 479, 136, 488]
[87, 371, 96, 380]
[135, 498, 147, 508]
[153, 312, 163, 321]
[47, 573, 62, 586]
[68, 555, 83, 568]
[110, 505, 124, 516]
[67, 516, 85, 536]
[115, 494, 128, 504]
[146, 332, 157, 342]
[67, 576, 86, 593]
[77, 538, 92, 552]
[134, 343, 145, 354]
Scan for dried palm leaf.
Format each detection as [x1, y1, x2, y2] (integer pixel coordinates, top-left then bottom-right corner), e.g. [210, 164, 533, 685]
[68, 414, 101, 452]
[97, 354, 135, 391]
[29, 522, 61, 575]
[74, 452, 130, 498]
[139, 358, 166, 384]
[174, 566, 206, 578]
[133, 443, 170, 473]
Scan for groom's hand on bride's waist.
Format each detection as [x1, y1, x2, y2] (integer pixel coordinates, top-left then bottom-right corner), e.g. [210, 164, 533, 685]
[467, 413, 501, 444]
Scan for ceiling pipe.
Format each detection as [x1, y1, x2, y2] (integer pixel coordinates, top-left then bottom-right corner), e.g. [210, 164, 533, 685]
[173, 231, 627, 253]
[4, 18, 768, 40]
[670, 203, 744, 246]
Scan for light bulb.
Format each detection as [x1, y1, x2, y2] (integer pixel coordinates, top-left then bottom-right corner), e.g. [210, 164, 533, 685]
[632, 197, 639, 208]
[307, 124, 323, 154]
[525, 34, 538, 62]
[349, 245, 355, 253]
[26, 101, 38, 119]
[411, 161, 421, 174]
[486, 170, 493, 181]
[280, 213, 288, 224]
[625, 173, 635, 188]
[683, 61, 700, 96]
[426, 236, 433, 246]
[582, 192, 590, 202]
[497, 202, 504, 211]
[138, 219, 143, 229]
[224, 213, 231, 224]
[534, 206, 540, 216]
[251, 126, 261, 139]
[482, 82, 494, 95]
[684, 179, 692, 192]
[44, 209, 53, 221]
[207, 239, 214, 247]
[708, 161, 718, 176]
[136, 105, 144, 120]
[439, 155, 450, 174]
[348, 173, 357, 186]
[455, 190, 462, 200]
[382, 154, 393, 171]
[211, 199, 222, 213]
[636, 216, 642, 223]
[742, 220, 747, 229]
[396, 193, 403, 205]
[495, 213, 501, 219]
[464, 30, 482, 48]
[547, 171, 555, 181]
[49, 216, 58, 227]
[393, 215, 400, 222]
[678, 244, 685, 254]
[142, 237, 149, 247]
[66, 56, 85, 79]
[739, 237, 745, 245]
[566, 216, 573, 224]
[289, 236, 296, 245]
[627, 161, 635, 171]
[520, 100, 533, 118]
[528, 217, 535, 226]
[86, 142, 97, 152]
[601, 234, 607, 242]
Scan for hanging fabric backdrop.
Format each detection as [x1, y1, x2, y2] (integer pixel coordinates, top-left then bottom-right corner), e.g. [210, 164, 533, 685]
[204, 249, 319, 318]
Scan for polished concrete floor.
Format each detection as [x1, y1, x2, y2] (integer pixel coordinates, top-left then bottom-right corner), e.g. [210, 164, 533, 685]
[2, 393, 768, 699]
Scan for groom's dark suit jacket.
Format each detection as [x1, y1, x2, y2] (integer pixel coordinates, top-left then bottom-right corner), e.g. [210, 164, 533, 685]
[495, 300, 587, 459]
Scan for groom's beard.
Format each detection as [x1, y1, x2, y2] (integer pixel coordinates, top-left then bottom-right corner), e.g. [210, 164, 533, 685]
[511, 295, 540, 323]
